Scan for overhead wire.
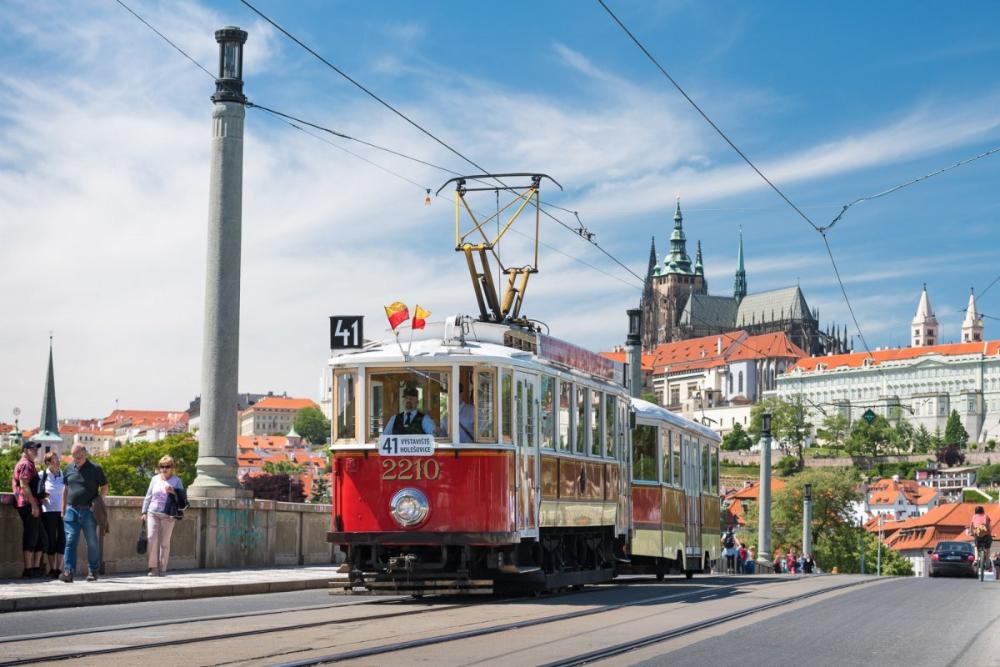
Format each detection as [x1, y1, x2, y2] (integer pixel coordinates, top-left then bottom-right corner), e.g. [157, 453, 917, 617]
[113, 0, 644, 292]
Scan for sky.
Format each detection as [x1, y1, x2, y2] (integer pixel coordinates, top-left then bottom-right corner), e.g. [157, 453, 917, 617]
[1, 0, 999, 426]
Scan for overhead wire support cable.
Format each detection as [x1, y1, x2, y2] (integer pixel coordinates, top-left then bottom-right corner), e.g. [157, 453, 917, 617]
[821, 145, 1000, 233]
[597, 0, 822, 234]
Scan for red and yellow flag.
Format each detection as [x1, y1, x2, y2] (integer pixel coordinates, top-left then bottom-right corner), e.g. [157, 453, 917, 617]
[384, 301, 409, 330]
[412, 305, 430, 330]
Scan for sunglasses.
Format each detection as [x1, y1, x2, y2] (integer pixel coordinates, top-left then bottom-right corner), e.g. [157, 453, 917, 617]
[159, 465, 173, 469]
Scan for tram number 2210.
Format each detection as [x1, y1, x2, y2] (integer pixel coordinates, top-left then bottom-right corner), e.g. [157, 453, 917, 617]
[382, 458, 441, 481]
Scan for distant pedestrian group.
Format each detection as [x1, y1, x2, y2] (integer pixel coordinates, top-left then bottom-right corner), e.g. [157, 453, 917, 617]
[721, 527, 756, 574]
[772, 548, 815, 574]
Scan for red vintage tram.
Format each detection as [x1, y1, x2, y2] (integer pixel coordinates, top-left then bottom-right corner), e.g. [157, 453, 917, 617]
[325, 175, 720, 593]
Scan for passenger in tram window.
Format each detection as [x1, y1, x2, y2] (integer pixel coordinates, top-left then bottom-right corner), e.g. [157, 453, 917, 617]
[383, 386, 436, 435]
[459, 383, 475, 443]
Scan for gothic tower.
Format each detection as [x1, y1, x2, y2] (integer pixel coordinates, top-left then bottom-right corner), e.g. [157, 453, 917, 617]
[962, 287, 984, 342]
[32, 335, 63, 455]
[911, 283, 939, 347]
[734, 227, 747, 302]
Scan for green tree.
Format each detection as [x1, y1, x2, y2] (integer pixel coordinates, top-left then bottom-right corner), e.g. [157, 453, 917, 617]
[776, 455, 799, 477]
[912, 424, 933, 454]
[310, 473, 331, 503]
[845, 415, 893, 462]
[0, 446, 22, 492]
[641, 391, 659, 405]
[770, 468, 861, 554]
[944, 409, 969, 448]
[294, 406, 331, 446]
[749, 396, 813, 470]
[889, 419, 915, 455]
[263, 459, 305, 475]
[975, 464, 1000, 486]
[816, 413, 849, 453]
[721, 422, 753, 451]
[101, 433, 198, 496]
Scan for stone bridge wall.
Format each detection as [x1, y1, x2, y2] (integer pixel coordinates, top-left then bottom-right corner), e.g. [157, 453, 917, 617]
[0, 494, 338, 578]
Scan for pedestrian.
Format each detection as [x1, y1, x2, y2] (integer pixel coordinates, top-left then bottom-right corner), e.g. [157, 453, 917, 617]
[738, 542, 748, 573]
[38, 451, 66, 578]
[802, 553, 815, 574]
[11, 440, 45, 578]
[60, 445, 108, 583]
[786, 549, 797, 574]
[722, 528, 737, 574]
[745, 546, 756, 574]
[773, 551, 783, 573]
[141, 455, 186, 576]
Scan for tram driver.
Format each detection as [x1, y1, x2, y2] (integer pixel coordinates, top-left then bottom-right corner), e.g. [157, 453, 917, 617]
[383, 385, 437, 435]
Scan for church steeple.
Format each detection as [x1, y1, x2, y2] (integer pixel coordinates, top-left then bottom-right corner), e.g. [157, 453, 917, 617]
[694, 240, 704, 276]
[962, 287, 984, 342]
[34, 334, 63, 451]
[664, 197, 692, 274]
[646, 236, 659, 279]
[733, 226, 747, 302]
[911, 283, 939, 347]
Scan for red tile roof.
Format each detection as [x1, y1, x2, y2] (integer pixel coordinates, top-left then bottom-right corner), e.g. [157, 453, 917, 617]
[249, 397, 319, 411]
[791, 340, 1000, 373]
[599, 351, 655, 371]
[883, 502, 1000, 552]
[724, 478, 788, 502]
[651, 331, 806, 375]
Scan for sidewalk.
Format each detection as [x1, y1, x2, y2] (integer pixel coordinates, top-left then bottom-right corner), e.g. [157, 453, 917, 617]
[0, 566, 346, 612]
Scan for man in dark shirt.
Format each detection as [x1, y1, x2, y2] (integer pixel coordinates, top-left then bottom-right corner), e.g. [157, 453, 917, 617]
[60, 444, 108, 583]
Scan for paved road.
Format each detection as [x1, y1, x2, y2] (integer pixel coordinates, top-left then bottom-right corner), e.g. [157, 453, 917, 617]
[634, 578, 1000, 666]
[0, 589, 372, 638]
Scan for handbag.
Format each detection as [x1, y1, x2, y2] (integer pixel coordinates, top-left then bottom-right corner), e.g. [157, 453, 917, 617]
[136, 519, 148, 555]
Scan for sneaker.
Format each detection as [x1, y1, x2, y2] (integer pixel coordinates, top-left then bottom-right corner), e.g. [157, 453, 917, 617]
[147, 569, 157, 577]
[59, 570, 74, 583]
[20, 569, 33, 579]
[49, 569, 60, 579]
[86, 572, 97, 582]
[157, 570, 166, 577]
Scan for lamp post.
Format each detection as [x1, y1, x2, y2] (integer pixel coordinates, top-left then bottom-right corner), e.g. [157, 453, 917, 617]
[625, 308, 642, 399]
[757, 411, 773, 569]
[860, 479, 869, 574]
[190, 26, 251, 498]
[802, 483, 813, 559]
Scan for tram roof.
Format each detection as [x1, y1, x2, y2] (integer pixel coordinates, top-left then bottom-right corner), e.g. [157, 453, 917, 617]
[631, 397, 721, 442]
[328, 319, 623, 385]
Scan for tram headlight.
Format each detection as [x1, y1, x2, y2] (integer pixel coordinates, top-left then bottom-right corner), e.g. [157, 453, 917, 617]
[390, 488, 429, 528]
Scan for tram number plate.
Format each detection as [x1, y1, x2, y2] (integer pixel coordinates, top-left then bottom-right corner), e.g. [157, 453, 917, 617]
[379, 434, 435, 456]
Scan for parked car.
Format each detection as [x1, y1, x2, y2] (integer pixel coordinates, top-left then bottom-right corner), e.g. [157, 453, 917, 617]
[929, 541, 977, 577]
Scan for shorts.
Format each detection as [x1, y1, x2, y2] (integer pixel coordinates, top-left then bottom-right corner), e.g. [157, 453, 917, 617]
[41, 512, 65, 555]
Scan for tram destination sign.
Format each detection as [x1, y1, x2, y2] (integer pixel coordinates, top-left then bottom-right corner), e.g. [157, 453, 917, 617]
[330, 315, 364, 349]
[538, 334, 617, 381]
[379, 434, 435, 456]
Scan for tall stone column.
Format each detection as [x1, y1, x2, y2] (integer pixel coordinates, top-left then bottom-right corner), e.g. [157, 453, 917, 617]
[190, 27, 251, 499]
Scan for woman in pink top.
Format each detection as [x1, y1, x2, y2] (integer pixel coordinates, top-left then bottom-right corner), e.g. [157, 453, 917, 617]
[140, 455, 184, 576]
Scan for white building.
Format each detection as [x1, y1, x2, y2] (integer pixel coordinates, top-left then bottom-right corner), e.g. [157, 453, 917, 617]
[775, 286, 1000, 443]
[239, 396, 320, 437]
[916, 466, 978, 501]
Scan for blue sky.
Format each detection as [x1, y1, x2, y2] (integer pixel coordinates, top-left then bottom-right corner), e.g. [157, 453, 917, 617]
[1, 0, 999, 424]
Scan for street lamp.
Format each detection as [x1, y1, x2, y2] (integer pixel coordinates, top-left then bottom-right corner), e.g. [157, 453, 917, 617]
[757, 411, 773, 570]
[213, 26, 248, 103]
[803, 483, 813, 558]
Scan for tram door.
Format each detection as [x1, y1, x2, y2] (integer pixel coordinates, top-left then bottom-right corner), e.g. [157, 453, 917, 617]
[682, 435, 702, 570]
[514, 372, 540, 536]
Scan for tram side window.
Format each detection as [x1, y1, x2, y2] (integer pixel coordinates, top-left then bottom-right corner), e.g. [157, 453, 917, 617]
[661, 429, 671, 485]
[367, 369, 449, 441]
[540, 375, 555, 449]
[476, 368, 496, 441]
[604, 394, 615, 458]
[701, 441, 711, 493]
[632, 424, 658, 482]
[558, 380, 572, 451]
[590, 390, 602, 456]
[576, 386, 588, 455]
[712, 446, 720, 494]
[333, 370, 357, 441]
[526, 381, 536, 448]
[670, 434, 682, 486]
[502, 369, 513, 443]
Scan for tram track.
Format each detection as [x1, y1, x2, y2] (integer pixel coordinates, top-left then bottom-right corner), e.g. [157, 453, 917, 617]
[266, 577, 803, 666]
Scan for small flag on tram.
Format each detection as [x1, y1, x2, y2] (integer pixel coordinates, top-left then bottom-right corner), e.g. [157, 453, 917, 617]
[384, 302, 409, 330]
[412, 305, 430, 330]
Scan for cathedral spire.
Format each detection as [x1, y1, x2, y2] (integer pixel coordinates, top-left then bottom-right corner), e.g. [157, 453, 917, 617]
[733, 226, 747, 301]
[694, 240, 704, 275]
[645, 236, 658, 280]
[962, 287, 984, 342]
[664, 197, 692, 274]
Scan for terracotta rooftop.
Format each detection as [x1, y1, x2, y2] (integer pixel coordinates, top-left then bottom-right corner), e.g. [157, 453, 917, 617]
[248, 397, 319, 411]
[791, 340, 1000, 373]
[651, 331, 805, 375]
[599, 351, 655, 372]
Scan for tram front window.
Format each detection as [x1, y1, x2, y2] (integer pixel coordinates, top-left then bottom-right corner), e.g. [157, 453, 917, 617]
[367, 369, 449, 440]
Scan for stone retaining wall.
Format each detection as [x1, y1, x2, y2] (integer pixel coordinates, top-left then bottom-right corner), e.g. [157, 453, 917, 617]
[721, 451, 998, 468]
[0, 494, 338, 578]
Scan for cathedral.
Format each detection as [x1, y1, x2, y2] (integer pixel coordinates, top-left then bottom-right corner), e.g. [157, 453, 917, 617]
[639, 199, 848, 356]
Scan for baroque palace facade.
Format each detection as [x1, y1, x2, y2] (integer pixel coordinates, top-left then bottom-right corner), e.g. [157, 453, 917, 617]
[639, 200, 848, 356]
[774, 286, 1000, 443]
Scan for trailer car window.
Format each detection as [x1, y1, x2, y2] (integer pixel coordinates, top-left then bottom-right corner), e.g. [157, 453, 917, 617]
[604, 394, 615, 458]
[576, 386, 587, 455]
[632, 424, 657, 481]
[590, 390, 602, 457]
[559, 380, 572, 451]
